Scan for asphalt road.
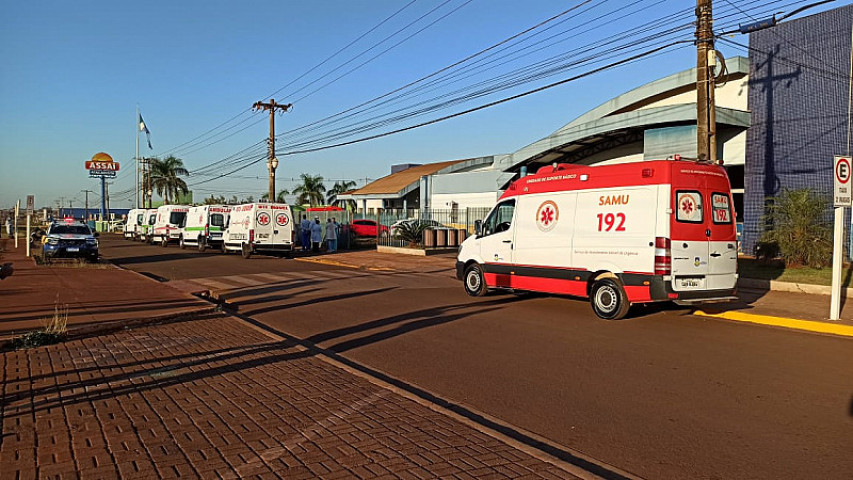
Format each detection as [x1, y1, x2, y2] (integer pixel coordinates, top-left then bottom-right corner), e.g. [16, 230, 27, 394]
[102, 235, 853, 480]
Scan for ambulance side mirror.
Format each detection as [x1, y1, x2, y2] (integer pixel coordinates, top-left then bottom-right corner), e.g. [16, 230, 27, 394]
[474, 220, 483, 237]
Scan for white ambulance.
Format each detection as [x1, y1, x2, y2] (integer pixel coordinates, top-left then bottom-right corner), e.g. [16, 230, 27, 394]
[150, 205, 189, 247]
[179, 205, 231, 252]
[139, 209, 158, 242]
[124, 208, 147, 240]
[456, 159, 738, 320]
[223, 203, 294, 258]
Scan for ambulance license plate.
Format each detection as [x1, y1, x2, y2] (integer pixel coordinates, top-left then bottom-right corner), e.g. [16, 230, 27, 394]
[67, 247, 79, 252]
[677, 276, 704, 289]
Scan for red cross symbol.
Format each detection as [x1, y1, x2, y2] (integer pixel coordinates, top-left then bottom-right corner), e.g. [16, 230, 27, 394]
[540, 207, 554, 225]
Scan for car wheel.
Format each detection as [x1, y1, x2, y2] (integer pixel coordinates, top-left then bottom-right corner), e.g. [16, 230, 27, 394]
[463, 263, 488, 297]
[241, 243, 252, 259]
[590, 277, 630, 320]
[179, 236, 185, 249]
[198, 237, 206, 253]
[89, 254, 98, 263]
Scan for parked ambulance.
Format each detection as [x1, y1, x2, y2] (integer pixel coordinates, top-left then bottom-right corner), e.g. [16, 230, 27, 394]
[456, 159, 738, 320]
[139, 209, 158, 242]
[150, 205, 189, 247]
[124, 208, 147, 240]
[180, 205, 231, 252]
[223, 203, 294, 258]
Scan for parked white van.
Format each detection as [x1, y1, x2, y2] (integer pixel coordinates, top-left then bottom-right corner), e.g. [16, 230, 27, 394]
[457, 159, 738, 320]
[151, 205, 189, 247]
[180, 205, 231, 252]
[223, 203, 294, 258]
[139, 209, 158, 242]
[124, 208, 147, 240]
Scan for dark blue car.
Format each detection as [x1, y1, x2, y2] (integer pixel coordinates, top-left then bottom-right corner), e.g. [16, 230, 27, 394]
[43, 221, 99, 262]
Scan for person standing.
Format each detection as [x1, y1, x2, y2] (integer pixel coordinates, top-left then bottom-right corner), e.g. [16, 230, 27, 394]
[300, 214, 312, 252]
[325, 218, 338, 253]
[5, 216, 12, 238]
[310, 217, 323, 253]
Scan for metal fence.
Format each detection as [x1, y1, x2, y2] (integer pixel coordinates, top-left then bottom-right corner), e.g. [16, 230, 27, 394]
[294, 207, 492, 251]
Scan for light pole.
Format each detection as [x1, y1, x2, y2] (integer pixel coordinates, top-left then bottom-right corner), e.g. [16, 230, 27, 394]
[268, 156, 279, 202]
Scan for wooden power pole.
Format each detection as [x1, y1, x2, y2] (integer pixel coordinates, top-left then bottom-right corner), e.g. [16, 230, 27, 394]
[696, 0, 716, 162]
[252, 99, 292, 202]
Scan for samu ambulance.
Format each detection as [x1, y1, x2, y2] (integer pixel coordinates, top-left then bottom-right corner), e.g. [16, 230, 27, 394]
[179, 205, 231, 251]
[124, 208, 147, 240]
[456, 158, 738, 320]
[223, 203, 294, 258]
[150, 205, 189, 247]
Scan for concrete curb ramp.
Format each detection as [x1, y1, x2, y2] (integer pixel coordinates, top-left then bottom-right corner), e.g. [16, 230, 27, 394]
[694, 310, 853, 338]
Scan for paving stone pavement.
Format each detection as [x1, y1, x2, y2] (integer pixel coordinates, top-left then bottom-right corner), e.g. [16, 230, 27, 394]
[0, 313, 580, 479]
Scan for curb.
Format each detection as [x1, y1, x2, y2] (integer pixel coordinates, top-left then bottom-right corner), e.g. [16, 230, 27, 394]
[738, 277, 853, 298]
[295, 256, 396, 271]
[693, 309, 853, 338]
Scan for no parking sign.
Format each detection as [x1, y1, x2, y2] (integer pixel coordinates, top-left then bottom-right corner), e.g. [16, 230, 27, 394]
[834, 156, 851, 207]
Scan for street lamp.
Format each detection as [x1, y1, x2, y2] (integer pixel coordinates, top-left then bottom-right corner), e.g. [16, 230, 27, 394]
[268, 156, 279, 203]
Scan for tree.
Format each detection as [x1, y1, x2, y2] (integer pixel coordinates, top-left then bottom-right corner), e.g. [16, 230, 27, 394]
[327, 180, 357, 206]
[261, 189, 291, 203]
[203, 194, 226, 205]
[292, 174, 326, 206]
[148, 156, 189, 204]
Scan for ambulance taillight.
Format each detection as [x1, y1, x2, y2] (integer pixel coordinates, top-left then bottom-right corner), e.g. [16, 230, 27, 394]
[204, 224, 209, 237]
[249, 229, 254, 244]
[654, 237, 671, 275]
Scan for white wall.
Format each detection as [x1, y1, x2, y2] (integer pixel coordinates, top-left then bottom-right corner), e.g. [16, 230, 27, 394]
[432, 192, 500, 209]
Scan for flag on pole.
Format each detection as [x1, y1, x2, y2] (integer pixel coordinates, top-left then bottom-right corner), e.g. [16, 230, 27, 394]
[138, 113, 152, 150]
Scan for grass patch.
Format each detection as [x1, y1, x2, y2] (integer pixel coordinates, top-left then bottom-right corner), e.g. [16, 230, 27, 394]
[738, 257, 853, 287]
[34, 254, 110, 269]
[4, 300, 68, 350]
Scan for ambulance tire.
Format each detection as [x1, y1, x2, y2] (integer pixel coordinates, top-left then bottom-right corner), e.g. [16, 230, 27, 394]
[590, 278, 630, 320]
[179, 236, 186, 249]
[241, 243, 252, 259]
[463, 263, 487, 297]
[197, 237, 206, 252]
[160, 237, 168, 248]
[220, 242, 228, 254]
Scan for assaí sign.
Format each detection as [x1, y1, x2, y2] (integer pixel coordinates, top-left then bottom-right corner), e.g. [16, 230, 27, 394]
[86, 152, 120, 177]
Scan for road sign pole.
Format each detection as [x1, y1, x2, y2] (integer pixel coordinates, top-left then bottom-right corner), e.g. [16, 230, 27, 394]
[14, 200, 19, 249]
[25, 214, 31, 258]
[831, 207, 844, 320]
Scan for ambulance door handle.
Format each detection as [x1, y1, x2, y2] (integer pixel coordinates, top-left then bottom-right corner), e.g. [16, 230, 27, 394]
[705, 229, 711, 237]
[710, 252, 721, 257]
[502, 240, 512, 243]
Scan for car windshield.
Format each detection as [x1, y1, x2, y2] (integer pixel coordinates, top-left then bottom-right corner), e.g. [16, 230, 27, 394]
[170, 212, 187, 225]
[210, 214, 225, 227]
[51, 225, 91, 235]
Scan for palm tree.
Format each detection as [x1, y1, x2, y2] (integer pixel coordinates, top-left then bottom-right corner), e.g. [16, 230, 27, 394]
[292, 173, 326, 206]
[148, 155, 189, 204]
[260, 189, 291, 203]
[326, 180, 357, 206]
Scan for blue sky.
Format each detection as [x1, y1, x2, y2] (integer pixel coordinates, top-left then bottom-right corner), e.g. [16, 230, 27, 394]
[0, 0, 839, 209]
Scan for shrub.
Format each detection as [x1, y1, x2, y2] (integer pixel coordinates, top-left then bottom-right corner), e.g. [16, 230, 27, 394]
[394, 220, 430, 246]
[759, 189, 832, 267]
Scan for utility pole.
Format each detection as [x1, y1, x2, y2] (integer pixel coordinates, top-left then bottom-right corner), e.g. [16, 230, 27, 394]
[252, 99, 292, 203]
[696, 0, 715, 162]
[82, 189, 93, 222]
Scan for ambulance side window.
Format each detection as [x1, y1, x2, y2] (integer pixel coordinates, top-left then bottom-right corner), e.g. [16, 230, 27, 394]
[483, 200, 515, 236]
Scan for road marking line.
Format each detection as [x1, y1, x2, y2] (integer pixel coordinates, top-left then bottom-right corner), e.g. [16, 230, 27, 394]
[191, 278, 236, 291]
[254, 272, 297, 282]
[693, 310, 853, 338]
[220, 276, 263, 286]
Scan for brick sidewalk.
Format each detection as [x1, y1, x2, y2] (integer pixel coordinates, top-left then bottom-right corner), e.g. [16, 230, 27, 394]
[0, 313, 580, 479]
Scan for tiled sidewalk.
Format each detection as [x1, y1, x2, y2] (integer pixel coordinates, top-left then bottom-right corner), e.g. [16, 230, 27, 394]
[0, 313, 577, 479]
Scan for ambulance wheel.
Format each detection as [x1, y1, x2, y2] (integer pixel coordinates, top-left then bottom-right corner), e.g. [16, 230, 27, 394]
[220, 242, 228, 254]
[590, 278, 630, 320]
[197, 237, 206, 252]
[179, 236, 186, 249]
[160, 237, 168, 248]
[241, 243, 252, 259]
[463, 263, 487, 297]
